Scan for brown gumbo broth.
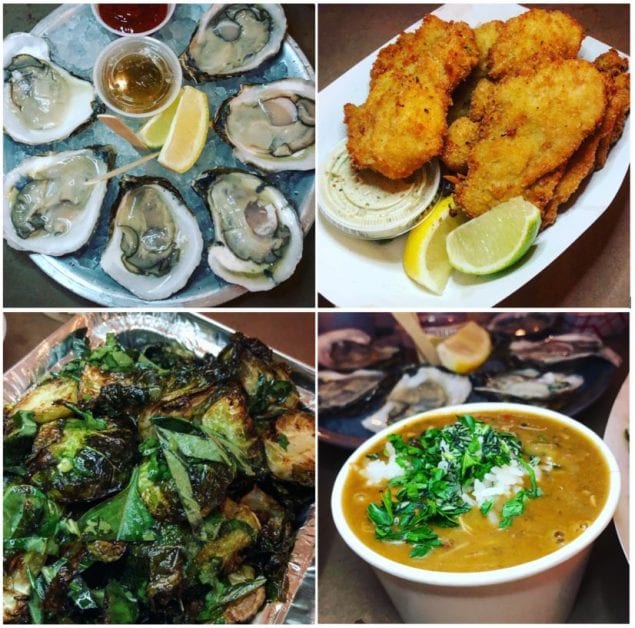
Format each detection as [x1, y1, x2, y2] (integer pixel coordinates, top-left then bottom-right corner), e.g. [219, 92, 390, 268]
[342, 411, 610, 572]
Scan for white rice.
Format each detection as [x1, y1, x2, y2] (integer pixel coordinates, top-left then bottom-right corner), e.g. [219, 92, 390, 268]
[363, 443, 404, 485]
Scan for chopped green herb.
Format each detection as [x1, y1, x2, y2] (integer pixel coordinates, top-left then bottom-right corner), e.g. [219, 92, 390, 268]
[366, 415, 543, 558]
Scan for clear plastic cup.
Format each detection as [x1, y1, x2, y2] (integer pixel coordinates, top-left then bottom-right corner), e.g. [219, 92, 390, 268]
[93, 36, 182, 119]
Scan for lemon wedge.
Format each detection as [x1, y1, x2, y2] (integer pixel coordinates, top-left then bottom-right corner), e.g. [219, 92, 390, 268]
[446, 197, 541, 275]
[403, 196, 467, 294]
[437, 321, 492, 374]
[158, 86, 209, 174]
[137, 90, 183, 148]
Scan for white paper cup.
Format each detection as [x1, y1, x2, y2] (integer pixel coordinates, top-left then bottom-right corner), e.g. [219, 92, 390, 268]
[331, 403, 621, 623]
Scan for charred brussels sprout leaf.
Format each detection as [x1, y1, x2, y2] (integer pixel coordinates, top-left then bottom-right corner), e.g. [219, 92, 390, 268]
[147, 417, 235, 533]
[198, 386, 264, 475]
[4, 410, 38, 473]
[197, 575, 267, 623]
[263, 410, 315, 487]
[10, 377, 78, 423]
[79, 467, 155, 542]
[217, 333, 300, 419]
[28, 412, 135, 503]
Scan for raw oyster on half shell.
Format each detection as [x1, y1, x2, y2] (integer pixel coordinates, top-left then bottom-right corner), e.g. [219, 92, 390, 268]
[3, 147, 113, 255]
[193, 169, 303, 291]
[217, 78, 315, 171]
[474, 368, 584, 402]
[181, 4, 287, 81]
[4, 33, 97, 145]
[101, 176, 203, 301]
[318, 328, 400, 371]
[362, 366, 472, 433]
[319, 369, 390, 414]
[510, 333, 621, 367]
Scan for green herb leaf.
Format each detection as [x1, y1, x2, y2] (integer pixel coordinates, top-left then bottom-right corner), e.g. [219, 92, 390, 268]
[366, 415, 542, 558]
[78, 467, 155, 541]
[104, 580, 139, 623]
[277, 433, 290, 450]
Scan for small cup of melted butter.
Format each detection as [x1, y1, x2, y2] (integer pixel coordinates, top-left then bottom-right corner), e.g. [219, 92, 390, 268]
[331, 402, 620, 623]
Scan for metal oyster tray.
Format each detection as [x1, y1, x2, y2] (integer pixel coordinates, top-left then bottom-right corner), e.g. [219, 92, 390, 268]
[7, 3, 315, 307]
[3, 311, 316, 624]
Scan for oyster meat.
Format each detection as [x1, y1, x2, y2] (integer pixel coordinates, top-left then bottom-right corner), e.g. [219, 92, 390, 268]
[511, 333, 621, 367]
[4, 33, 96, 144]
[318, 328, 400, 370]
[474, 368, 584, 401]
[193, 169, 302, 291]
[101, 177, 203, 301]
[181, 4, 287, 81]
[362, 366, 472, 433]
[217, 78, 315, 171]
[3, 147, 113, 255]
[319, 369, 388, 414]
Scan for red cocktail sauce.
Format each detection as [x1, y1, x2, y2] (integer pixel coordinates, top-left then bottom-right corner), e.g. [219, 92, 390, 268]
[97, 4, 169, 34]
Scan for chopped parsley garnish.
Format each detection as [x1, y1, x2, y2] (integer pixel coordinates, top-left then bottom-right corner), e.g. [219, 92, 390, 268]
[366, 415, 542, 558]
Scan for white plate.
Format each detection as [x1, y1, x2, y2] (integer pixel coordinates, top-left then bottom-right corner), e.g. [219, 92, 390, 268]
[317, 4, 630, 307]
[604, 376, 629, 560]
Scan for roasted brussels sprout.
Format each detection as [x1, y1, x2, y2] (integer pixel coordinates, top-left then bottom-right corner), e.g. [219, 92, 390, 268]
[217, 333, 300, 419]
[137, 451, 233, 524]
[196, 500, 260, 575]
[200, 384, 265, 475]
[10, 378, 78, 423]
[264, 410, 315, 486]
[4, 329, 313, 624]
[28, 412, 135, 503]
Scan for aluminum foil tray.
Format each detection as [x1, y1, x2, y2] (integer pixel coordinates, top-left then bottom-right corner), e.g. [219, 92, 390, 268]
[3, 311, 315, 624]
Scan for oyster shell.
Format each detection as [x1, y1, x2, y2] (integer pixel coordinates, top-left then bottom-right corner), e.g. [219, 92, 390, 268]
[217, 79, 315, 171]
[193, 169, 303, 291]
[318, 328, 400, 371]
[474, 368, 584, 401]
[101, 176, 203, 301]
[181, 4, 287, 81]
[511, 333, 621, 367]
[3, 147, 113, 255]
[319, 369, 389, 414]
[361, 366, 472, 433]
[4, 33, 96, 144]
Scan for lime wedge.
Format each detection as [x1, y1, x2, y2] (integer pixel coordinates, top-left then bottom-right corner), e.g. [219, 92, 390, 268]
[403, 196, 467, 295]
[137, 90, 183, 148]
[446, 197, 541, 275]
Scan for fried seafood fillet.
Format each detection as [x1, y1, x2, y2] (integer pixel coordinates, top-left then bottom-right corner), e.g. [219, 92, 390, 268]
[442, 116, 479, 172]
[454, 60, 607, 218]
[344, 14, 478, 180]
[593, 49, 630, 169]
[487, 9, 584, 79]
[475, 20, 504, 75]
[448, 21, 504, 122]
[541, 49, 630, 224]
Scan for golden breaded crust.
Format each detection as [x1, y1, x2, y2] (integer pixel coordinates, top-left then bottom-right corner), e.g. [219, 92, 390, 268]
[454, 60, 607, 217]
[474, 20, 504, 75]
[442, 116, 479, 173]
[487, 9, 584, 79]
[344, 14, 479, 179]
